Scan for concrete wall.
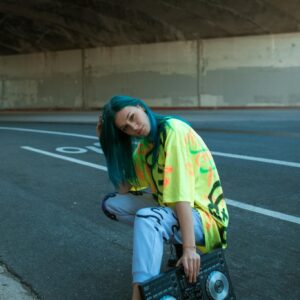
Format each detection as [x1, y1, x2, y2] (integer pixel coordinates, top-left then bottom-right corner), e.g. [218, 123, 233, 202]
[1, 33, 300, 109]
[201, 33, 300, 106]
[0, 51, 83, 109]
[85, 41, 198, 107]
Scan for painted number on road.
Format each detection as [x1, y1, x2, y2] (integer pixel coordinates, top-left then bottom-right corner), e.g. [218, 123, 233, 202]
[55, 142, 103, 154]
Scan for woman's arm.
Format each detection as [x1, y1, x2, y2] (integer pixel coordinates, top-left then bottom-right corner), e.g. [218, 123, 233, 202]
[175, 201, 200, 283]
[96, 114, 102, 137]
[118, 182, 132, 194]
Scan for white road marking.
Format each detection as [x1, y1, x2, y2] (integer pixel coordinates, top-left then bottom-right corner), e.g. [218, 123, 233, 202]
[226, 198, 300, 225]
[1, 126, 299, 168]
[21, 146, 107, 171]
[212, 151, 300, 168]
[0, 126, 98, 140]
[22, 146, 300, 225]
[56, 146, 88, 154]
[86, 146, 103, 154]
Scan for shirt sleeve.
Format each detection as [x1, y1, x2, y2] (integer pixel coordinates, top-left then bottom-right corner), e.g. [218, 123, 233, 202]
[162, 124, 195, 206]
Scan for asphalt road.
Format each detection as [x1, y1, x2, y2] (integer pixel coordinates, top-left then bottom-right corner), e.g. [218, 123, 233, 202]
[0, 109, 299, 300]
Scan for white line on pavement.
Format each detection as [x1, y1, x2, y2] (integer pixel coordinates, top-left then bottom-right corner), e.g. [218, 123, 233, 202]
[212, 151, 300, 168]
[226, 198, 300, 225]
[0, 126, 98, 140]
[1, 126, 299, 168]
[21, 146, 300, 225]
[21, 146, 107, 171]
[86, 145, 103, 154]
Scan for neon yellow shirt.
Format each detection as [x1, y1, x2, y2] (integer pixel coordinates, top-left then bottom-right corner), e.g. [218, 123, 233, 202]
[132, 119, 229, 253]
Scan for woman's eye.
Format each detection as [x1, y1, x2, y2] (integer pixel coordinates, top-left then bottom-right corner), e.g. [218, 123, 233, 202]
[130, 114, 134, 121]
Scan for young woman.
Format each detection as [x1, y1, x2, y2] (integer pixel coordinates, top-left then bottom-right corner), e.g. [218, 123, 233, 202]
[97, 95, 229, 300]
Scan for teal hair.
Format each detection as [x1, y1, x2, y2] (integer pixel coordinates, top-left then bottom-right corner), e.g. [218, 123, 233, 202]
[99, 95, 185, 189]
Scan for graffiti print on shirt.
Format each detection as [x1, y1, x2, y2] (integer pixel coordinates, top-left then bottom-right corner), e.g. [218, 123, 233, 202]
[207, 180, 229, 223]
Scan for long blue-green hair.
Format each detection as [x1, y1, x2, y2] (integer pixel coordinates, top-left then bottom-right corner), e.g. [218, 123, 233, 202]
[99, 95, 171, 189]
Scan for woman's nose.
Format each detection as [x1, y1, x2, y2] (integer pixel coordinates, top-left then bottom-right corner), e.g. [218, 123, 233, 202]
[130, 122, 138, 131]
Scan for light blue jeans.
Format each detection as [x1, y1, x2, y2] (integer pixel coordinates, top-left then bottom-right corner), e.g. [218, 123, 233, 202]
[101, 191, 205, 283]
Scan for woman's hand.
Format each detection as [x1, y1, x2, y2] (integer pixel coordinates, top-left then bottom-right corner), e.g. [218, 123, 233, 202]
[176, 247, 200, 283]
[174, 201, 201, 283]
[96, 114, 102, 137]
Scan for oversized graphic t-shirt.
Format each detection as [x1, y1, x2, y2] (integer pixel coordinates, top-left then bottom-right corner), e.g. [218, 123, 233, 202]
[132, 119, 229, 253]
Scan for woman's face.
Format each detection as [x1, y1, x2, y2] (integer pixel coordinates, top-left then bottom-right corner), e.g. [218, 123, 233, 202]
[114, 105, 151, 137]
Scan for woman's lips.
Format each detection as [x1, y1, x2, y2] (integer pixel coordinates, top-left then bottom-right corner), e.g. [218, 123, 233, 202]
[137, 126, 144, 135]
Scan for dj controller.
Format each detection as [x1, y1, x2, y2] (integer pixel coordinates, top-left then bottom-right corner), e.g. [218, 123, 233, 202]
[139, 249, 235, 300]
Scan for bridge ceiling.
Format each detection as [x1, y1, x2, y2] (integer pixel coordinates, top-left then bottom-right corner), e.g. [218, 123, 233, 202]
[0, 0, 300, 55]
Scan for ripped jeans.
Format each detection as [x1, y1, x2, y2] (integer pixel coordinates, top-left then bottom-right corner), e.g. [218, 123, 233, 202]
[101, 191, 205, 283]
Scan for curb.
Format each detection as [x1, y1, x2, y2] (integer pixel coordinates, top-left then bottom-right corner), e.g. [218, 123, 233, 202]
[0, 264, 38, 300]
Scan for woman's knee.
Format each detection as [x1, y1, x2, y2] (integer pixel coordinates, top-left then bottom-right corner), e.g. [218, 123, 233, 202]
[101, 192, 118, 221]
[135, 207, 165, 228]
[134, 207, 172, 243]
